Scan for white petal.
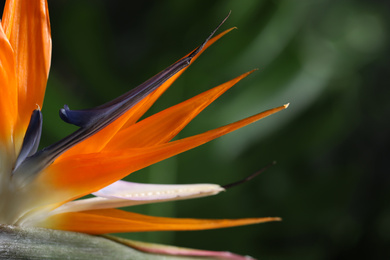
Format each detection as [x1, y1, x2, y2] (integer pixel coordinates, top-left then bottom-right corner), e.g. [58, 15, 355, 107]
[94, 180, 224, 200]
[52, 181, 224, 214]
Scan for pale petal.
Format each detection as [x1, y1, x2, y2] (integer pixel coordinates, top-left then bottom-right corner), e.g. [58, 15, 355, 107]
[94, 180, 224, 200]
[52, 181, 224, 214]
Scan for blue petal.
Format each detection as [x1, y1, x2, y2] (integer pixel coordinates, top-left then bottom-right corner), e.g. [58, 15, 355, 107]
[13, 109, 42, 171]
[58, 54, 194, 128]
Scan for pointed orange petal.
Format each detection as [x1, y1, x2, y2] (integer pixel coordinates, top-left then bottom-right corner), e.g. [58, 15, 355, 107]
[38, 208, 281, 234]
[35, 104, 288, 205]
[118, 27, 236, 130]
[105, 70, 255, 150]
[62, 28, 235, 157]
[0, 25, 17, 145]
[2, 0, 51, 146]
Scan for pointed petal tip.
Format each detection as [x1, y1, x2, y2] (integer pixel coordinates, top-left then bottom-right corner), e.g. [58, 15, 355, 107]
[271, 217, 282, 222]
[222, 162, 276, 189]
[225, 27, 237, 34]
[284, 103, 290, 109]
[254, 216, 282, 224]
[246, 69, 258, 75]
[223, 10, 232, 24]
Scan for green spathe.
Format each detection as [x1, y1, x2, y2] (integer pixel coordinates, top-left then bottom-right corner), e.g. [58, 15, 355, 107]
[0, 225, 217, 260]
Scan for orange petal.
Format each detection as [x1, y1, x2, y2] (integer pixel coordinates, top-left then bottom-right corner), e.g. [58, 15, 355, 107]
[105, 70, 255, 150]
[36, 104, 288, 205]
[0, 25, 17, 145]
[62, 28, 235, 157]
[118, 27, 236, 130]
[38, 208, 281, 234]
[2, 0, 51, 147]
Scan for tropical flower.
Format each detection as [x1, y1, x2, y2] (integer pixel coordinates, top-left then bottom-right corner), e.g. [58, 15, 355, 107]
[0, 0, 288, 258]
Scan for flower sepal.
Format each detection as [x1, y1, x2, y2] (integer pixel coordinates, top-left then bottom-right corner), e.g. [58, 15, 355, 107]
[0, 225, 253, 260]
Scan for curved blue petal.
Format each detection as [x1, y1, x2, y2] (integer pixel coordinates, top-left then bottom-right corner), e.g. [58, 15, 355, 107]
[13, 109, 42, 171]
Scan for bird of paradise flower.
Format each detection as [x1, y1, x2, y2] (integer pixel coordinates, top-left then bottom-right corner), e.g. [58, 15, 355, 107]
[0, 0, 288, 259]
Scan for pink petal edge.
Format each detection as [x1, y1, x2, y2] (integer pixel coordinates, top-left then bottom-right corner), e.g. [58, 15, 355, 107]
[105, 236, 256, 260]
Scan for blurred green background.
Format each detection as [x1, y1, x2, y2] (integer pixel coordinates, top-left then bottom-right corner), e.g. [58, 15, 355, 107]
[17, 0, 390, 259]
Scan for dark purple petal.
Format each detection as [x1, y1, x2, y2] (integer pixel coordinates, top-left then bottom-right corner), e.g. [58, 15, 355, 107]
[59, 55, 193, 128]
[13, 109, 42, 171]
